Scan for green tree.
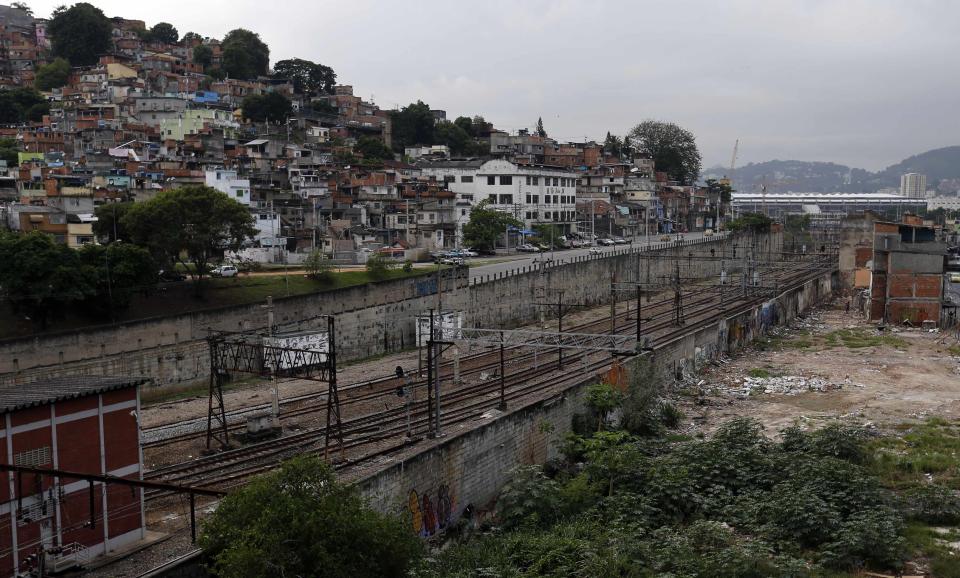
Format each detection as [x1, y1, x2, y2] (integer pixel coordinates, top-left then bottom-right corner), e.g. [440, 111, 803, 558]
[310, 99, 338, 116]
[628, 120, 702, 185]
[122, 186, 256, 287]
[0, 231, 96, 329]
[0, 88, 46, 123]
[365, 253, 394, 281]
[192, 45, 212, 69]
[221, 28, 270, 80]
[273, 58, 336, 95]
[148, 22, 178, 44]
[47, 3, 112, 67]
[586, 382, 623, 431]
[182, 31, 203, 44]
[536, 116, 547, 138]
[434, 121, 474, 156]
[453, 115, 476, 137]
[78, 243, 157, 319]
[532, 223, 564, 249]
[603, 132, 623, 157]
[10, 2, 31, 15]
[0, 137, 19, 166]
[389, 100, 435, 151]
[304, 249, 334, 284]
[462, 200, 522, 254]
[241, 92, 291, 123]
[704, 178, 734, 206]
[354, 136, 394, 161]
[200, 456, 422, 578]
[25, 101, 48, 122]
[34, 58, 71, 91]
[727, 212, 772, 234]
[93, 202, 134, 243]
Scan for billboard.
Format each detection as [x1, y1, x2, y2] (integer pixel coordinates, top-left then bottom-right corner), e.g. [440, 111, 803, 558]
[415, 311, 462, 347]
[263, 331, 329, 369]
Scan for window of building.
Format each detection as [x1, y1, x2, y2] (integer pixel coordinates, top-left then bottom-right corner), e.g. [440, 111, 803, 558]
[525, 176, 531, 185]
[525, 211, 531, 219]
[236, 191, 243, 197]
[444, 175, 455, 183]
[461, 209, 467, 216]
[461, 175, 473, 183]
[500, 176, 512, 185]
[533, 195, 539, 204]
[553, 177, 559, 186]
[462, 194, 474, 201]
[487, 175, 496, 185]
[532, 177, 539, 185]
[526, 195, 531, 204]
[499, 194, 513, 204]
[430, 213, 435, 221]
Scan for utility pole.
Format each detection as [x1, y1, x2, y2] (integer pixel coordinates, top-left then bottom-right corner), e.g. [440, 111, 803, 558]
[498, 331, 506, 410]
[557, 290, 565, 369]
[426, 309, 434, 436]
[609, 271, 617, 334]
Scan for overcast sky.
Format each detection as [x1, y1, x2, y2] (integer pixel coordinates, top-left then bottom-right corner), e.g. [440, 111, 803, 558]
[27, 0, 960, 171]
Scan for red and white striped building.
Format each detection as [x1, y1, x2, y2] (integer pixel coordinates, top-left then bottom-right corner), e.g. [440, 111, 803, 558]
[0, 376, 147, 577]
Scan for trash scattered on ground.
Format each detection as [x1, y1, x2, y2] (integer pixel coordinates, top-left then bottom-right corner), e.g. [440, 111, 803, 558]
[718, 375, 853, 396]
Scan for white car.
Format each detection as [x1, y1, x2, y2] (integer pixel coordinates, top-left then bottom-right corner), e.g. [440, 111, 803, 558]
[212, 265, 238, 278]
[588, 247, 603, 256]
[517, 243, 539, 253]
[597, 238, 615, 246]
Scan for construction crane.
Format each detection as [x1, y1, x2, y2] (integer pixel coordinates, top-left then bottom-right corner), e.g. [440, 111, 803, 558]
[721, 139, 739, 189]
[718, 139, 738, 223]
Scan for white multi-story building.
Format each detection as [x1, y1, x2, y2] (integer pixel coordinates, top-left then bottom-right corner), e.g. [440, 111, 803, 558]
[206, 169, 251, 205]
[420, 159, 579, 233]
[205, 168, 280, 245]
[900, 173, 927, 198]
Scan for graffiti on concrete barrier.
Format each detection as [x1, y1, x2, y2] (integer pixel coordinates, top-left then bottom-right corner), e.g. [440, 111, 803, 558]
[408, 483, 455, 536]
[415, 278, 438, 297]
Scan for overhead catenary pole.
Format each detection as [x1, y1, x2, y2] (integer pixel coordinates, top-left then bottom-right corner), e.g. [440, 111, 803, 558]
[499, 331, 506, 410]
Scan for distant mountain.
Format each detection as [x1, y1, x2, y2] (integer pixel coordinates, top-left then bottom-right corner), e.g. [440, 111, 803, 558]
[705, 146, 960, 194]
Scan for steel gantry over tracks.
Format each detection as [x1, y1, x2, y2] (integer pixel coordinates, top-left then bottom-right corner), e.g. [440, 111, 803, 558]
[205, 316, 343, 459]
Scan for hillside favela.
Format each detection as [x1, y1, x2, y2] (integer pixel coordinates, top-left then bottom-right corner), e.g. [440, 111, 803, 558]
[1, 2, 960, 577]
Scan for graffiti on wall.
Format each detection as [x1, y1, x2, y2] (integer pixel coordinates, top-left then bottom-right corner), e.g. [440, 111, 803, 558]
[409, 484, 455, 537]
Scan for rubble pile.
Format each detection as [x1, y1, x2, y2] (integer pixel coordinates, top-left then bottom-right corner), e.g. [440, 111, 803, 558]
[715, 375, 861, 397]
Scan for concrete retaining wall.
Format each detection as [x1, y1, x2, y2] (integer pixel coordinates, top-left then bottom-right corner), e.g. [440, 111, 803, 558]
[0, 233, 782, 389]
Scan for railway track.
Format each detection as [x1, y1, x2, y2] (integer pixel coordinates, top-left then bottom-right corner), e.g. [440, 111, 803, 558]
[142, 256, 833, 494]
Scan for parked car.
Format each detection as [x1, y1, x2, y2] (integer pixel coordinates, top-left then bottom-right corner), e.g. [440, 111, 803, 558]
[439, 257, 465, 266]
[588, 247, 603, 255]
[459, 248, 479, 257]
[211, 265, 239, 278]
[597, 238, 615, 246]
[158, 269, 186, 282]
[704, 229, 714, 237]
[517, 243, 539, 253]
[612, 237, 627, 244]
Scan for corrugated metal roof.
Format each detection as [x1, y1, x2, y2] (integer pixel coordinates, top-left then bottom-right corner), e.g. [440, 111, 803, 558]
[0, 376, 147, 414]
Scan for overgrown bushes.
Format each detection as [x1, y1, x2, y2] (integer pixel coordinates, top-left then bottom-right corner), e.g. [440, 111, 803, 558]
[415, 355, 915, 576]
